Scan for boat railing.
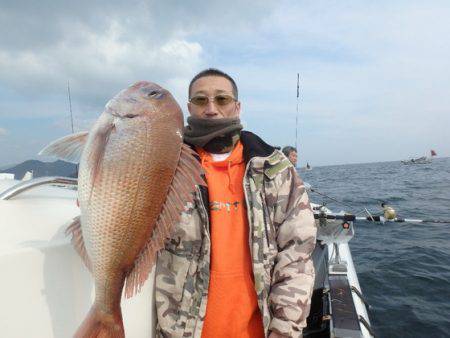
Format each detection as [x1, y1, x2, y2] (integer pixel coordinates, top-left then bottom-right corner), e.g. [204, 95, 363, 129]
[0, 176, 78, 200]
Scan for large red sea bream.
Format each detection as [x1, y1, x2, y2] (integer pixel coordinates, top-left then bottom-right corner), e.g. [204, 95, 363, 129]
[40, 81, 204, 337]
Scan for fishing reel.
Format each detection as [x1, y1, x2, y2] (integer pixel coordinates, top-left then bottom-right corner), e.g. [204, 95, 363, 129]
[313, 204, 355, 245]
[381, 202, 396, 220]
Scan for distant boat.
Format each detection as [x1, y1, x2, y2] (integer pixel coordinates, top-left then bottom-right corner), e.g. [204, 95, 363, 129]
[0, 173, 15, 180]
[22, 170, 33, 181]
[401, 150, 437, 165]
[300, 162, 312, 171]
[305, 162, 312, 171]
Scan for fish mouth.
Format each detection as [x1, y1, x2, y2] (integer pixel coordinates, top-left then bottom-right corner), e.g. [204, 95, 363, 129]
[110, 111, 140, 119]
[105, 96, 143, 120]
[106, 101, 142, 120]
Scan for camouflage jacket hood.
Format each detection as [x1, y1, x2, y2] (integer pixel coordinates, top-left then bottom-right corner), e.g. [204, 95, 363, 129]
[155, 131, 317, 338]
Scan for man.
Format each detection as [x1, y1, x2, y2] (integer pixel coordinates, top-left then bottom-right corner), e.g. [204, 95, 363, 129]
[155, 69, 316, 338]
[282, 146, 298, 167]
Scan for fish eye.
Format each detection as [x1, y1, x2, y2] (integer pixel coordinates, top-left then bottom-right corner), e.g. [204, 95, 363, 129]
[147, 90, 164, 99]
[124, 113, 138, 118]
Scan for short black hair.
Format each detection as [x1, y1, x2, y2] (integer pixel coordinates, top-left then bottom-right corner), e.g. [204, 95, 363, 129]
[282, 146, 297, 157]
[189, 68, 238, 99]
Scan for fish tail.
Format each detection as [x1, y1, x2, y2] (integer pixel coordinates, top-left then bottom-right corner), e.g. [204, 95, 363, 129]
[74, 304, 124, 338]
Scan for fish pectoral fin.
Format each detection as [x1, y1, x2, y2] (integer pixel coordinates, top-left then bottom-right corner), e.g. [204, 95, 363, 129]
[123, 144, 206, 298]
[39, 131, 89, 163]
[66, 216, 92, 272]
[87, 121, 115, 189]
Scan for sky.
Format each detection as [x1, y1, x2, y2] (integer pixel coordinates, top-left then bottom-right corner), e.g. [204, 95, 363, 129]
[1, 0, 449, 167]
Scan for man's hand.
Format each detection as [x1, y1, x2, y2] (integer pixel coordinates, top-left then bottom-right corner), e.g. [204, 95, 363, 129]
[268, 331, 289, 338]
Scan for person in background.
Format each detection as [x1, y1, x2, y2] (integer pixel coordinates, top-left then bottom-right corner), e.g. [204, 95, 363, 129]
[282, 146, 298, 167]
[155, 68, 316, 338]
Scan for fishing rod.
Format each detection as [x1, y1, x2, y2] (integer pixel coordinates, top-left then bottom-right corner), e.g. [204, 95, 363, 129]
[307, 184, 450, 225]
[305, 183, 356, 211]
[313, 212, 450, 225]
[67, 80, 78, 175]
[67, 80, 74, 134]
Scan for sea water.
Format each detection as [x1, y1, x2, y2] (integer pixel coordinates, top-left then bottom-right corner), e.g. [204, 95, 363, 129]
[300, 157, 450, 338]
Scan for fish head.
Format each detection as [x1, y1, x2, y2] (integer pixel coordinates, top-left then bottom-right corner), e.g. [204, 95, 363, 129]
[104, 81, 183, 127]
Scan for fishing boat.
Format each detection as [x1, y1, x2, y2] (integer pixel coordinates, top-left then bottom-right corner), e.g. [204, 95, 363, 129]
[0, 176, 374, 338]
[21, 170, 34, 181]
[299, 163, 312, 172]
[0, 173, 14, 180]
[401, 150, 437, 165]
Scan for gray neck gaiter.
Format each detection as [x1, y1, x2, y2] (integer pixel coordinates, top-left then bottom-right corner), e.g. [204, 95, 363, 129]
[183, 116, 243, 150]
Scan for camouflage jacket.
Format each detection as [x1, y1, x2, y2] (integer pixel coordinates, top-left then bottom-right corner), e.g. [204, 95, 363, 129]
[155, 131, 317, 338]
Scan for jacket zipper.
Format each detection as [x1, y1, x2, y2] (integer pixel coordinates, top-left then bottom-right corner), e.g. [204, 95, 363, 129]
[243, 158, 255, 261]
[193, 187, 210, 336]
[197, 187, 210, 240]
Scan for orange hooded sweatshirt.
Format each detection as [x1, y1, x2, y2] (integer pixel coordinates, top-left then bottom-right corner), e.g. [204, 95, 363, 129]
[198, 141, 264, 338]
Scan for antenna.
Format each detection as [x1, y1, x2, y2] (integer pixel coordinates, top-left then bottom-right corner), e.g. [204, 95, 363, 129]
[67, 80, 78, 176]
[295, 73, 300, 151]
[67, 80, 74, 133]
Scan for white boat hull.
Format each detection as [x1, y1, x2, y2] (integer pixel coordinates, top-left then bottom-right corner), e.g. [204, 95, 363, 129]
[0, 180, 156, 338]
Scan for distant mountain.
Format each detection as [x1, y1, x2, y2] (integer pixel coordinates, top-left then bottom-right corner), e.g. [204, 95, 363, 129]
[1, 160, 77, 179]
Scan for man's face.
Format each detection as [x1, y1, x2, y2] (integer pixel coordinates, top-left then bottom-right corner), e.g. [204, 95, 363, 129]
[288, 151, 298, 166]
[188, 76, 241, 119]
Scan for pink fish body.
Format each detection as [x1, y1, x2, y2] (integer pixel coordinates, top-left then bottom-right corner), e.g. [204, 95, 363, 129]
[40, 81, 204, 337]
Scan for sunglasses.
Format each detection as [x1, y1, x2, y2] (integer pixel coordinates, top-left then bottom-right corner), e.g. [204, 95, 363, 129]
[189, 94, 236, 106]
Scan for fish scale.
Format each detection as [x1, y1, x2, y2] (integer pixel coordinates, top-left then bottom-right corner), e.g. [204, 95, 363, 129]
[39, 81, 205, 338]
[80, 119, 180, 310]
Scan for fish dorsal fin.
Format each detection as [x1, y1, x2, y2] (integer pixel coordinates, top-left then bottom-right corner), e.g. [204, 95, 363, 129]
[65, 216, 92, 271]
[39, 132, 89, 163]
[123, 143, 205, 298]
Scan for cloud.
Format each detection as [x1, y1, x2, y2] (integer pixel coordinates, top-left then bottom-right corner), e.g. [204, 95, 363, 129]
[1, 0, 449, 166]
[195, 1, 450, 164]
[0, 24, 203, 115]
[0, 0, 278, 166]
[0, 1, 206, 123]
[0, 127, 8, 136]
[0, 0, 276, 117]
